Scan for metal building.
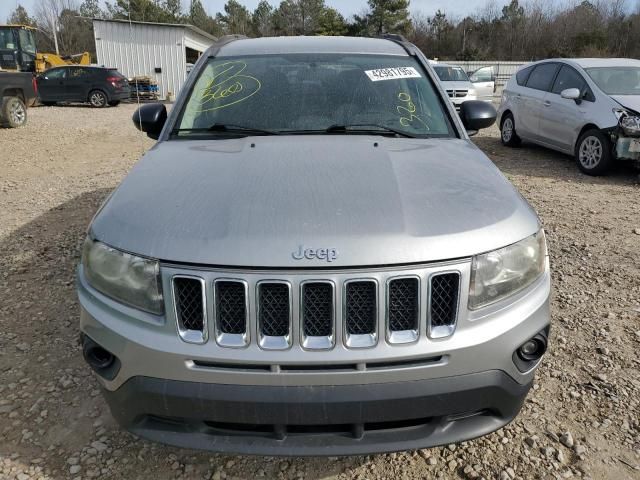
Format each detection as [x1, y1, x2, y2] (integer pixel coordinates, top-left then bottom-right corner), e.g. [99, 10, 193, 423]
[92, 19, 216, 100]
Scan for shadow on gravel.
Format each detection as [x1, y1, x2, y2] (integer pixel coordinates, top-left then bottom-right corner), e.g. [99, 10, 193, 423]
[473, 136, 640, 186]
[0, 189, 369, 479]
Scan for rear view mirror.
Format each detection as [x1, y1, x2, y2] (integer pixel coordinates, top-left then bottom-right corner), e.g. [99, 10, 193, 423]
[459, 100, 497, 136]
[560, 88, 581, 101]
[132, 103, 167, 140]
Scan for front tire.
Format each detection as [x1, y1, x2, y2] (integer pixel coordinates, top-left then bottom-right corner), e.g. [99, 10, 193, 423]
[500, 113, 521, 147]
[575, 129, 613, 176]
[89, 90, 108, 108]
[1, 96, 27, 128]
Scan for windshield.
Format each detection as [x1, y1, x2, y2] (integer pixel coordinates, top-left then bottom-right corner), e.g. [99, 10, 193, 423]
[176, 54, 453, 138]
[585, 67, 640, 96]
[0, 28, 16, 50]
[433, 66, 469, 82]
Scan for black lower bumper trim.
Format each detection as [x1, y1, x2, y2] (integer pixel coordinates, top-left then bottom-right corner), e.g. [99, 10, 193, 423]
[103, 371, 530, 456]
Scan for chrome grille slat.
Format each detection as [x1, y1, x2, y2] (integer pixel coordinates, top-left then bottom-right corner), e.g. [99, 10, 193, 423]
[344, 281, 377, 335]
[172, 276, 207, 344]
[388, 278, 419, 332]
[302, 282, 333, 336]
[215, 281, 247, 334]
[257, 282, 291, 350]
[429, 272, 460, 339]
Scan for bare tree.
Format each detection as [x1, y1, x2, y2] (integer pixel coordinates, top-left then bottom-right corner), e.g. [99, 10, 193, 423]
[35, 0, 78, 54]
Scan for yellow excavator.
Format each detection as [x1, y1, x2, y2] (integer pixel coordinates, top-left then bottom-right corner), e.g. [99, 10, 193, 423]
[0, 24, 90, 73]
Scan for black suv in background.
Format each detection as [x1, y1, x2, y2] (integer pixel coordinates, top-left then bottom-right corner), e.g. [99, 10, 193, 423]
[36, 66, 130, 107]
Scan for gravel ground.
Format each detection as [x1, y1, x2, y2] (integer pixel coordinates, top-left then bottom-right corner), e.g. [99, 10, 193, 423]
[0, 104, 639, 480]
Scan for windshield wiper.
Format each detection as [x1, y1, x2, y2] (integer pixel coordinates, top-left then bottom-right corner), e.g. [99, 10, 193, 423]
[173, 124, 279, 136]
[325, 124, 417, 138]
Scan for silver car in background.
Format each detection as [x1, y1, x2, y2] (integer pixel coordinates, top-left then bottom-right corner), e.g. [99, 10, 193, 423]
[497, 58, 640, 175]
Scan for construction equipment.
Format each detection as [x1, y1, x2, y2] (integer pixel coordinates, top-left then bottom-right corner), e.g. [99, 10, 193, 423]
[0, 24, 90, 73]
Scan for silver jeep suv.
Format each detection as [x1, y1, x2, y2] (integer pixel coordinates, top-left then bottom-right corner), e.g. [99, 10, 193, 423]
[77, 35, 550, 456]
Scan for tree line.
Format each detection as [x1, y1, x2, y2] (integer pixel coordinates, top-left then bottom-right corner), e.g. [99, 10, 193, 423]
[5, 0, 640, 61]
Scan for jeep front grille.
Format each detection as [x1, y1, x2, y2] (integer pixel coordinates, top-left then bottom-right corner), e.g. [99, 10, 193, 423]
[429, 272, 460, 338]
[168, 263, 463, 349]
[172, 276, 206, 344]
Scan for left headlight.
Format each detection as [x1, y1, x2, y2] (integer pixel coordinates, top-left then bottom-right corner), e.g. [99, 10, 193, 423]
[81, 237, 164, 315]
[469, 230, 547, 310]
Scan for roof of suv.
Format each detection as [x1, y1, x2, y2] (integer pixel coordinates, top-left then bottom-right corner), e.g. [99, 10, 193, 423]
[215, 36, 409, 57]
[526, 58, 640, 69]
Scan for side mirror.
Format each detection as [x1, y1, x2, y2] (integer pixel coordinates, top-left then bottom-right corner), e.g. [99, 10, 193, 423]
[459, 100, 497, 136]
[560, 88, 581, 102]
[132, 103, 167, 140]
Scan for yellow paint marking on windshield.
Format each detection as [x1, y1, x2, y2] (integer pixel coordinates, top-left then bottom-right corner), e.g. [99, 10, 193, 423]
[196, 61, 261, 112]
[397, 91, 429, 130]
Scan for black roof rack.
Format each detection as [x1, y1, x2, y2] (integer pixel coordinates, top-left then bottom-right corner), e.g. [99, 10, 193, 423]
[378, 33, 409, 43]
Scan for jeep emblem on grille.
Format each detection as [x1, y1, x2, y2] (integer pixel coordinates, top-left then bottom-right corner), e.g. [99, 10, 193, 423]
[292, 245, 338, 262]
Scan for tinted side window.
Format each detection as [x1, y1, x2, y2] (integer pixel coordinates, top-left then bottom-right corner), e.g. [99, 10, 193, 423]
[46, 68, 65, 79]
[515, 66, 534, 86]
[552, 66, 585, 93]
[525, 63, 559, 91]
[68, 67, 90, 78]
[551, 65, 595, 101]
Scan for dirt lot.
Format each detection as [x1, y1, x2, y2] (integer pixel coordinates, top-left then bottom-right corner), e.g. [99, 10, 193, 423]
[0, 104, 639, 480]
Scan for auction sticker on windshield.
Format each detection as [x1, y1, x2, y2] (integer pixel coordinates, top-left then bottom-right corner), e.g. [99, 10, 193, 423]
[365, 67, 422, 82]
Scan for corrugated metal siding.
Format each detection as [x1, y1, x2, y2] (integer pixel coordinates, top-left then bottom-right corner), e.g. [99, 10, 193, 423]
[93, 21, 214, 99]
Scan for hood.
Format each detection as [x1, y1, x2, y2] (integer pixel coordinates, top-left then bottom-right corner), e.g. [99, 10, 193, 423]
[439, 80, 474, 91]
[611, 95, 640, 114]
[91, 136, 539, 268]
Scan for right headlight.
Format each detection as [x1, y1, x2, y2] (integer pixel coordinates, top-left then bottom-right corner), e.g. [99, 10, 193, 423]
[469, 230, 547, 310]
[81, 237, 164, 315]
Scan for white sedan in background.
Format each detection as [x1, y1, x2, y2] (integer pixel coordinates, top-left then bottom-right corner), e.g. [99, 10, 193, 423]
[497, 58, 640, 175]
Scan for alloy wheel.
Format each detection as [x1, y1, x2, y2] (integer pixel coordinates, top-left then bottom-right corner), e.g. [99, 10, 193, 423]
[578, 136, 603, 169]
[90, 92, 106, 107]
[10, 100, 26, 126]
[502, 118, 513, 142]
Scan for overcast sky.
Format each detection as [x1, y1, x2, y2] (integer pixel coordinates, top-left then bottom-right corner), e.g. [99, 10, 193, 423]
[2, 0, 638, 24]
[0, 0, 515, 24]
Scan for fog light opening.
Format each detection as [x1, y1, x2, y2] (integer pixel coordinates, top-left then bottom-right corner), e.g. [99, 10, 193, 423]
[517, 334, 547, 362]
[86, 345, 115, 370]
[81, 334, 121, 380]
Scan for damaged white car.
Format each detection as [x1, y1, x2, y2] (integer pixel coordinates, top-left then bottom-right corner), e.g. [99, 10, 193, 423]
[498, 58, 640, 175]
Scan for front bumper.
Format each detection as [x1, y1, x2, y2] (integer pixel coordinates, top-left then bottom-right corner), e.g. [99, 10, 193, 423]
[78, 263, 550, 455]
[102, 370, 530, 456]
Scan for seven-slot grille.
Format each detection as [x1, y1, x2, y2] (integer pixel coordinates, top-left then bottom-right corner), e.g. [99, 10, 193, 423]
[171, 271, 461, 347]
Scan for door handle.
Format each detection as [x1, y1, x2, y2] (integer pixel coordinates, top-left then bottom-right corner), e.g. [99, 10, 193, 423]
[543, 101, 551, 107]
